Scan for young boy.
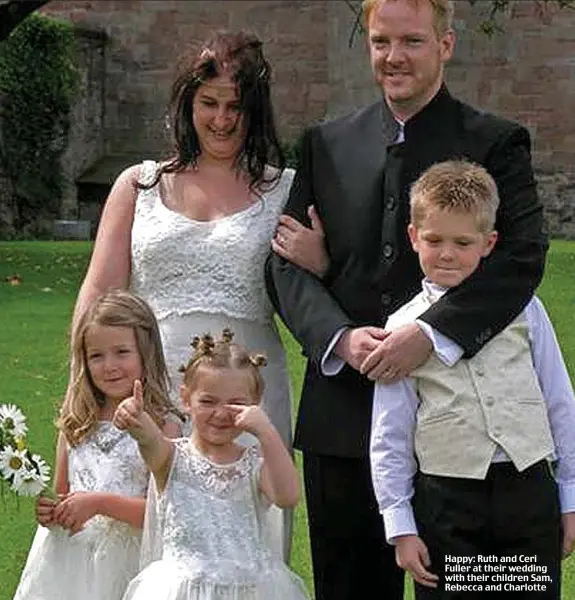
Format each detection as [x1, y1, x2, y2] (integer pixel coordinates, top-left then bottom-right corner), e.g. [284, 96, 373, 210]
[369, 160, 575, 599]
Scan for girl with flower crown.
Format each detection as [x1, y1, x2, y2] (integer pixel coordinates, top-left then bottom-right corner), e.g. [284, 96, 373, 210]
[113, 329, 311, 600]
[12, 290, 181, 600]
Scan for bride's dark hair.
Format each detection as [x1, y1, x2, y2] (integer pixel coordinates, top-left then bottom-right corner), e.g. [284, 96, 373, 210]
[141, 30, 285, 191]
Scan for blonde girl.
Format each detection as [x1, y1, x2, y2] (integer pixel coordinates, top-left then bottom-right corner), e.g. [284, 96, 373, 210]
[114, 330, 310, 600]
[13, 290, 181, 600]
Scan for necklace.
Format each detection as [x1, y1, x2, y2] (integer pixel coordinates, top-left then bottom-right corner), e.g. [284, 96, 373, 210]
[93, 423, 125, 454]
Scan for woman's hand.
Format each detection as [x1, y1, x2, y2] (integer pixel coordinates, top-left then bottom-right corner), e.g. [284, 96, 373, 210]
[272, 205, 330, 278]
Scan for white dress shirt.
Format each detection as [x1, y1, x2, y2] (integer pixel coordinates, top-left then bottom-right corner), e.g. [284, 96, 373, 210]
[370, 282, 575, 543]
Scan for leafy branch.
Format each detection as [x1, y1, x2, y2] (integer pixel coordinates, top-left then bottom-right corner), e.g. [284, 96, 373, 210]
[343, 0, 575, 46]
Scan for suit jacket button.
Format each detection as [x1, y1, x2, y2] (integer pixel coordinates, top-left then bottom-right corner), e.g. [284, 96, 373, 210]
[386, 196, 396, 210]
[381, 293, 392, 307]
[383, 243, 393, 259]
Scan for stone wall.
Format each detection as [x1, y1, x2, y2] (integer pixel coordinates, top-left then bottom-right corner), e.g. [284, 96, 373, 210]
[42, 0, 328, 154]
[0, 24, 106, 236]
[38, 0, 575, 237]
[0, 171, 14, 236]
[448, 3, 575, 238]
[59, 26, 107, 218]
[325, 1, 575, 238]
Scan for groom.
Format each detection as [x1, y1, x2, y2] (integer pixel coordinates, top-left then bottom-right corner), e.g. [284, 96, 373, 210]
[266, 0, 547, 599]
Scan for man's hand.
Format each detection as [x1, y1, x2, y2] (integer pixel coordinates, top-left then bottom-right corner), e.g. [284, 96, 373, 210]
[334, 326, 389, 372]
[395, 535, 438, 588]
[360, 323, 432, 383]
[562, 512, 575, 558]
[272, 206, 330, 278]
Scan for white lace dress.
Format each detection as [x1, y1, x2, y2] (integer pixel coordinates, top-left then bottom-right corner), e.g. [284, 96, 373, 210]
[130, 161, 295, 558]
[12, 422, 148, 600]
[122, 439, 310, 600]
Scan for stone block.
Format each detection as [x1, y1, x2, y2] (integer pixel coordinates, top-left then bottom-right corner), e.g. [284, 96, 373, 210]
[52, 219, 91, 241]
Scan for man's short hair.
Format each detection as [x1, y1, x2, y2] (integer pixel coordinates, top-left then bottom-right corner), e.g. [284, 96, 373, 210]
[362, 0, 454, 37]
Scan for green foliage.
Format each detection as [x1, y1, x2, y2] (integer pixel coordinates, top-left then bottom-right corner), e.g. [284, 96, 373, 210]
[343, 0, 575, 44]
[0, 13, 80, 236]
[471, 0, 575, 36]
[282, 134, 305, 170]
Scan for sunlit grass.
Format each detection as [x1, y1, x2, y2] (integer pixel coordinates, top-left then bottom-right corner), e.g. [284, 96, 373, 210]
[0, 241, 574, 599]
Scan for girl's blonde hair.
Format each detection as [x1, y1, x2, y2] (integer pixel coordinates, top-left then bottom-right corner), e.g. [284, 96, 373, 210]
[180, 328, 267, 402]
[58, 290, 177, 446]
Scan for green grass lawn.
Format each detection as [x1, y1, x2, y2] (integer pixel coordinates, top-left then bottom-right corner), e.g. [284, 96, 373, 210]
[0, 240, 574, 599]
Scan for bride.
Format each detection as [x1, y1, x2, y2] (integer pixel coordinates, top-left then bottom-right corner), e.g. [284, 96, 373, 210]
[70, 30, 327, 561]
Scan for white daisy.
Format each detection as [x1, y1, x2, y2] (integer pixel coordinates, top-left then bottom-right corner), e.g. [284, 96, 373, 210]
[11, 454, 50, 497]
[0, 446, 28, 480]
[0, 404, 28, 438]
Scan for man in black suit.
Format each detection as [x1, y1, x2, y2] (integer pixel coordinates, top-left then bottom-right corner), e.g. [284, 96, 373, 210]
[265, 1, 547, 599]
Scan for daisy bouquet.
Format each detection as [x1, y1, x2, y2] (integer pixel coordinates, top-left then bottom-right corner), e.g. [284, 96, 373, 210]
[0, 404, 51, 497]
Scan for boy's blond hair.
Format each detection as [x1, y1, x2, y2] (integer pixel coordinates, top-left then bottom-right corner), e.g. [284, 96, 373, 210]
[362, 0, 454, 36]
[410, 160, 500, 233]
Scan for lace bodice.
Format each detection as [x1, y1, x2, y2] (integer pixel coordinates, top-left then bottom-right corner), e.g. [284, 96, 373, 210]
[150, 440, 274, 584]
[131, 162, 294, 325]
[68, 422, 148, 536]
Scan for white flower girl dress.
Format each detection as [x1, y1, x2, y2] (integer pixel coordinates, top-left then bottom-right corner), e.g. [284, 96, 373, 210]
[122, 439, 310, 600]
[13, 422, 148, 600]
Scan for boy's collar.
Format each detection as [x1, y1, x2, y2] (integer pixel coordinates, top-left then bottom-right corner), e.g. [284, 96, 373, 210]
[422, 278, 450, 303]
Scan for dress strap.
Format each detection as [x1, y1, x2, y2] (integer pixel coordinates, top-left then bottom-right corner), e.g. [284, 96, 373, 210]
[138, 160, 160, 187]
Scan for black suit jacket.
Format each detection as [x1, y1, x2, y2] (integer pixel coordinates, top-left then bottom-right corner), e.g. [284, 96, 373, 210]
[265, 85, 548, 458]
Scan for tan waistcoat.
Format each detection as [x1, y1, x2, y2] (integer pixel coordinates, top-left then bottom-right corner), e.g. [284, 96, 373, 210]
[386, 289, 555, 479]
[413, 315, 555, 478]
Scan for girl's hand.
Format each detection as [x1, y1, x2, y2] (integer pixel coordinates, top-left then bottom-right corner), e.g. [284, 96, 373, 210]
[113, 379, 145, 433]
[52, 491, 101, 535]
[395, 535, 438, 588]
[35, 495, 59, 527]
[226, 404, 272, 438]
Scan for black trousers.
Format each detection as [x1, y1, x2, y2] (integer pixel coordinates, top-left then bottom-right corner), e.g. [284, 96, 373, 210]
[413, 461, 562, 600]
[303, 452, 405, 600]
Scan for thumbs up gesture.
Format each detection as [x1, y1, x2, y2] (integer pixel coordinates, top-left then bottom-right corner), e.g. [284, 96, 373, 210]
[113, 379, 146, 434]
[272, 204, 330, 279]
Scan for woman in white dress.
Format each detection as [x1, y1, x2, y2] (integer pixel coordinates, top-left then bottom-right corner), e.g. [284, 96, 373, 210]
[70, 30, 327, 560]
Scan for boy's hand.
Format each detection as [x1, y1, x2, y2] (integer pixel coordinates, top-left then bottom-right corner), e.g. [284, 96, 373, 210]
[395, 534, 439, 588]
[113, 379, 145, 432]
[562, 512, 575, 557]
[226, 404, 272, 437]
[52, 491, 100, 535]
[35, 495, 59, 527]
